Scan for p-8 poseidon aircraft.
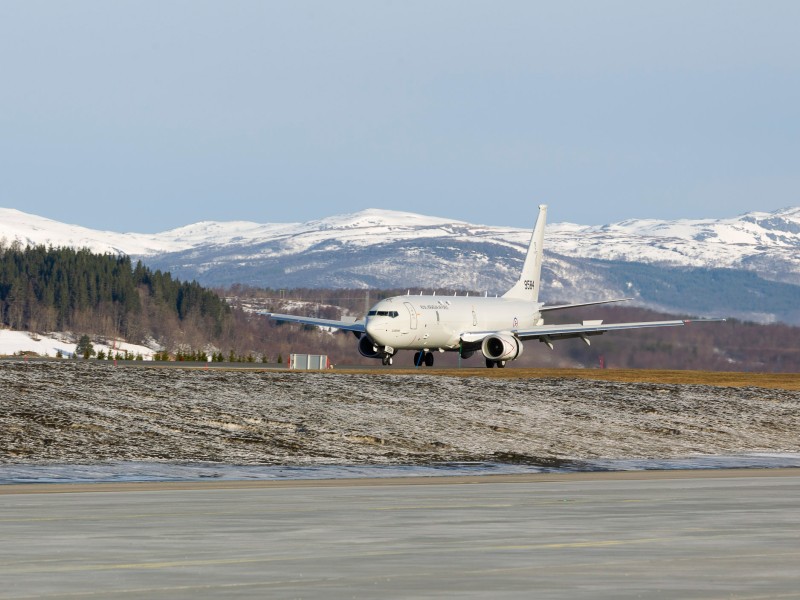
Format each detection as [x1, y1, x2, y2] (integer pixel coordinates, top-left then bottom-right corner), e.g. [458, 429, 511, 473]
[266, 205, 721, 368]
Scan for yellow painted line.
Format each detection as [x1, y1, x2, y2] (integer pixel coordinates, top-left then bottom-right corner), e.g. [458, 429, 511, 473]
[0, 579, 324, 599]
[487, 537, 669, 551]
[370, 503, 513, 510]
[0, 536, 676, 575]
[0, 507, 320, 524]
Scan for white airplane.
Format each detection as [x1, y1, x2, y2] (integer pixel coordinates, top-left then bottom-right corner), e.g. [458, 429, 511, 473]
[266, 205, 722, 368]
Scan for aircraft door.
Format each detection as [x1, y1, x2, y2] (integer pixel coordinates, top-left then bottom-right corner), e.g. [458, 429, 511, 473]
[404, 302, 418, 330]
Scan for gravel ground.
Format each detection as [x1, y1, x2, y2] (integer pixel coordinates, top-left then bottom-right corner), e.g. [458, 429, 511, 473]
[2, 361, 799, 465]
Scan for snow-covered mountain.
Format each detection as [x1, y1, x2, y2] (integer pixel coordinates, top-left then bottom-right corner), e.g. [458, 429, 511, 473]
[2, 206, 799, 324]
[0, 208, 186, 255]
[550, 208, 800, 281]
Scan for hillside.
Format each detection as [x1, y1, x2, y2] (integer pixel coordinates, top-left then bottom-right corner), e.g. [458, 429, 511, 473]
[0, 243, 230, 352]
[1, 265, 799, 371]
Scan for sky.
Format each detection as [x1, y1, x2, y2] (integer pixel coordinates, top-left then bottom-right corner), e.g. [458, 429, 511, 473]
[1, 1, 799, 232]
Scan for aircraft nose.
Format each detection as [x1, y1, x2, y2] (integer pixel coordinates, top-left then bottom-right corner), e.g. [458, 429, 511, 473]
[366, 317, 391, 346]
[365, 318, 380, 342]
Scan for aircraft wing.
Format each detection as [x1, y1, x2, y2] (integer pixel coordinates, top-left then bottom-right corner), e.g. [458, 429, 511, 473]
[460, 318, 724, 344]
[539, 298, 633, 312]
[262, 312, 367, 333]
[515, 319, 688, 341]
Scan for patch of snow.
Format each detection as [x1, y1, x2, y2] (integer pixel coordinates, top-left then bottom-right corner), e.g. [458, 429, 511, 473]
[0, 329, 157, 360]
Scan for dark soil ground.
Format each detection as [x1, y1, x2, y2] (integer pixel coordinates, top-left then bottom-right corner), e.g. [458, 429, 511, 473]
[2, 361, 798, 465]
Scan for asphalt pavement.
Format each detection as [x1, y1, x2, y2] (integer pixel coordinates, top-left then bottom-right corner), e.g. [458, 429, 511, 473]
[2, 470, 799, 599]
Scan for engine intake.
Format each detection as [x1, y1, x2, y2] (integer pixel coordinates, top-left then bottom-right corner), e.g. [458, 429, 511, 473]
[358, 335, 383, 359]
[481, 334, 523, 361]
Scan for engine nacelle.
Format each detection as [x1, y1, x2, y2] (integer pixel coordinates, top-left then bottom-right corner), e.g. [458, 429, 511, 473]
[481, 334, 523, 361]
[358, 335, 383, 359]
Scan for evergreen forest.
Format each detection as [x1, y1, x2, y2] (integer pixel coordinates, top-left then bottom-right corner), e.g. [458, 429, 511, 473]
[0, 242, 230, 348]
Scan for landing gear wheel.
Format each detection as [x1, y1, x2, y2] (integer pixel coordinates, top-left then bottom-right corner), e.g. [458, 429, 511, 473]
[424, 352, 434, 367]
[497, 361, 506, 369]
[382, 355, 393, 366]
[485, 358, 495, 368]
[413, 351, 422, 366]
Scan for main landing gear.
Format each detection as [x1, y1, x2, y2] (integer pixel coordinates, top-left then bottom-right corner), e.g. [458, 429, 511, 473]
[413, 351, 434, 367]
[381, 355, 393, 366]
[485, 358, 506, 368]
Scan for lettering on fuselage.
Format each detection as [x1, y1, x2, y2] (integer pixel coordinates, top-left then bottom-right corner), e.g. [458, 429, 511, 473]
[420, 304, 449, 310]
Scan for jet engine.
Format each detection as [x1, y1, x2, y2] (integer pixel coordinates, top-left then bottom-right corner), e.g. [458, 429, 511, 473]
[358, 335, 383, 359]
[481, 334, 523, 361]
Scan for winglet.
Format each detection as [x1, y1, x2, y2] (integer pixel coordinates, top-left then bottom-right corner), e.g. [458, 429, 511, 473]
[683, 318, 727, 325]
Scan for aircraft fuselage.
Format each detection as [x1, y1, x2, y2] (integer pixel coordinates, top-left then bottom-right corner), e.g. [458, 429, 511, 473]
[365, 295, 543, 351]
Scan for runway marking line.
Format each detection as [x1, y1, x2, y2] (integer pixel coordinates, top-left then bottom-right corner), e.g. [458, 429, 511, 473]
[6, 530, 798, 575]
[369, 502, 514, 511]
[1, 535, 680, 575]
[0, 506, 323, 524]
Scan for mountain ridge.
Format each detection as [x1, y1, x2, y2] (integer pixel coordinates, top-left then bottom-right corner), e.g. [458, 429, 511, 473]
[3, 205, 799, 265]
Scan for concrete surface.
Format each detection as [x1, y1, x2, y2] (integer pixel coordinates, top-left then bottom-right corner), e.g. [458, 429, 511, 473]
[2, 470, 800, 598]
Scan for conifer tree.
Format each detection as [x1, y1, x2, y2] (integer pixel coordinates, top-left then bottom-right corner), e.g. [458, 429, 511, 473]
[75, 335, 94, 359]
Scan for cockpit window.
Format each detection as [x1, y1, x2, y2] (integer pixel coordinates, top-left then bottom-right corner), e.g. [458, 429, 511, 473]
[368, 310, 399, 318]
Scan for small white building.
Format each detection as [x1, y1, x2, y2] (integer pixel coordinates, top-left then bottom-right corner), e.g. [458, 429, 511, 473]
[289, 354, 329, 370]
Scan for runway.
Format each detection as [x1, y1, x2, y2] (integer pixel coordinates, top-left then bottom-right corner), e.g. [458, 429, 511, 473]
[2, 469, 800, 598]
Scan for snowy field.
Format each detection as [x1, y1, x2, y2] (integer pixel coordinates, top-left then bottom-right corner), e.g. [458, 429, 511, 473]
[0, 329, 156, 360]
[2, 360, 799, 484]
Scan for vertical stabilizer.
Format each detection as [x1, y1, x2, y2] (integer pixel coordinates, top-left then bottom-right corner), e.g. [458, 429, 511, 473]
[502, 204, 547, 302]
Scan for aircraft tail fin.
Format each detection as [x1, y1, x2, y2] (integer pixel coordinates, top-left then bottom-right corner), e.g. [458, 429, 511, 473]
[502, 204, 547, 302]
